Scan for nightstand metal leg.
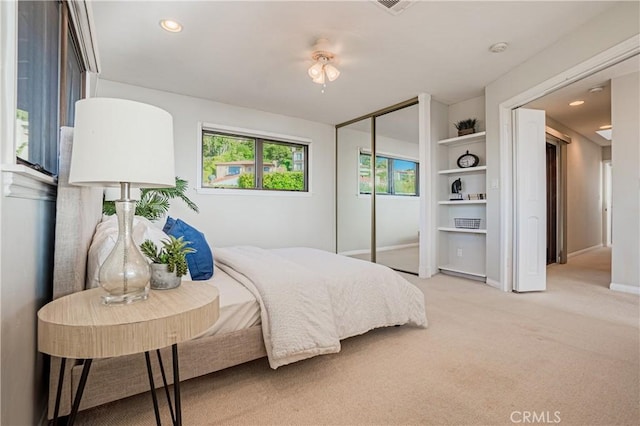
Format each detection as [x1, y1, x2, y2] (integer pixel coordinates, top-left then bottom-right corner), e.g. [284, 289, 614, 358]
[52, 357, 67, 424]
[67, 359, 92, 425]
[156, 349, 176, 424]
[172, 344, 181, 426]
[145, 352, 162, 426]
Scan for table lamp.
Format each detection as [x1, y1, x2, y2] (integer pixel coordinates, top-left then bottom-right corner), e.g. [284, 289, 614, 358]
[69, 98, 175, 304]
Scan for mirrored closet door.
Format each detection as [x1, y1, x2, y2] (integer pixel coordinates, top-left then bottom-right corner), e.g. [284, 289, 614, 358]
[336, 99, 419, 274]
[336, 118, 373, 261]
[374, 104, 419, 274]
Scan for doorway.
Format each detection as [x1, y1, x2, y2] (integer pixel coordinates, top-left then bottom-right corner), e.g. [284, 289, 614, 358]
[500, 38, 638, 293]
[512, 60, 636, 291]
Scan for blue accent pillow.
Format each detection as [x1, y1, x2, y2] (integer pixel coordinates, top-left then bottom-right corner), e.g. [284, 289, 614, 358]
[163, 217, 214, 280]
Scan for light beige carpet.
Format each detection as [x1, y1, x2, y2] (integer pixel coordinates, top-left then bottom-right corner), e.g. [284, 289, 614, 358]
[76, 248, 639, 425]
[351, 246, 419, 274]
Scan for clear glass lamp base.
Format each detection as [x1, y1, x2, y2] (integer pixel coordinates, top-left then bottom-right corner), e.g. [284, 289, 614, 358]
[99, 199, 151, 305]
[101, 287, 149, 305]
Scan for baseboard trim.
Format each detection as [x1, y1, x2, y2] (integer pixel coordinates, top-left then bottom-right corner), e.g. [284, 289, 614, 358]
[568, 244, 603, 258]
[418, 265, 432, 278]
[339, 242, 418, 256]
[609, 283, 640, 295]
[486, 278, 502, 290]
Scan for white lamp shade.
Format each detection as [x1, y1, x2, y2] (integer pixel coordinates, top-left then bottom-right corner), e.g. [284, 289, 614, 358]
[308, 62, 324, 79]
[324, 64, 340, 82]
[312, 70, 325, 85]
[69, 98, 175, 188]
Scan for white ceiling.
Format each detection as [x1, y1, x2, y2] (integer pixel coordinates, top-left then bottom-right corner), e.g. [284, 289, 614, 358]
[91, 1, 618, 125]
[526, 55, 640, 147]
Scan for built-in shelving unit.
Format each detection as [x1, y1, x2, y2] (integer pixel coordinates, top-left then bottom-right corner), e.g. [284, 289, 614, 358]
[438, 200, 487, 205]
[436, 130, 487, 281]
[437, 131, 486, 146]
[437, 227, 487, 234]
[438, 166, 486, 175]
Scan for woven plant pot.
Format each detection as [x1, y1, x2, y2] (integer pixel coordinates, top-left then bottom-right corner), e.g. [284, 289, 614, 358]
[457, 128, 475, 136]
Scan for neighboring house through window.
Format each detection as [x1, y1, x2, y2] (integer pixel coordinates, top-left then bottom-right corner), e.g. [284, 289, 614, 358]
[201, 128, 309, 192]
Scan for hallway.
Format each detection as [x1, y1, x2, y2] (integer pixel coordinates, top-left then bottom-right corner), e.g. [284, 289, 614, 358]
[528, 246, 636, 327]
[548, 246, 612, 289]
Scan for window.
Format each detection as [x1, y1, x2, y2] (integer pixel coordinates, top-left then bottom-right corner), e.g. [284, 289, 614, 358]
[202, 130, 309, 192]
[359, 152, 418, 196]
[16, 1, 85, 176]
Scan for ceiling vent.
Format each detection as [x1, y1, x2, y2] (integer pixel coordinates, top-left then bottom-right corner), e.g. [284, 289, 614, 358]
[373, 0, 414, 15]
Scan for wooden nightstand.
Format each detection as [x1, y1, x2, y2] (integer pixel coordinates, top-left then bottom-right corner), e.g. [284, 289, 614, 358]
[38, 282, 219, 425]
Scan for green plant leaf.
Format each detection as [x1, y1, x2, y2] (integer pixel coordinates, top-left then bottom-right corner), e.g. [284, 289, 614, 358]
[102, 177, 199, 221]
[140, 235, 196, 277]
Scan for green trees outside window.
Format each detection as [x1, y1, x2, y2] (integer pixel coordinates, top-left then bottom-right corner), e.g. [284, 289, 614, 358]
[202, 131, 308, 192]
[359, 153, 418, 196]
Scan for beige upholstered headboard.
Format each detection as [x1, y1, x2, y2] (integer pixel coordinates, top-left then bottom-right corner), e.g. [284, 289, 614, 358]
[52, 127, 103, 299]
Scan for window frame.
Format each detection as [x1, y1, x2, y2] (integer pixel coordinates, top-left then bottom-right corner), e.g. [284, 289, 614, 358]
[197, 123, 312, 196]
[358, 149, 419, 197]
[12, 0, 87, 178]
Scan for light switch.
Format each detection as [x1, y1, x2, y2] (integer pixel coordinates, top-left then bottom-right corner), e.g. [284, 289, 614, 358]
[491, 178, 499, 189]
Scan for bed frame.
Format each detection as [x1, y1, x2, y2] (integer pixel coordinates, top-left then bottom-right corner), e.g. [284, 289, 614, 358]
[47, 127, 267, 418]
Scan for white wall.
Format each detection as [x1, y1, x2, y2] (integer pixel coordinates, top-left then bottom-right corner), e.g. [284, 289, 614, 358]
[546, 117, 603, 254]
[484, 1, 640, 287]
[602, 146, 612, 161]
[0, 197, 54, 426]
[610, 71, 640, 293]
[336, 126, 419, 253]
[0, 1, 55, 424]
[96, 79, 335, 251]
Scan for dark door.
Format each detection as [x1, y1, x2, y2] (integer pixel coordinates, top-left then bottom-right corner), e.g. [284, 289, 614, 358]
[546, 143, 557, 264]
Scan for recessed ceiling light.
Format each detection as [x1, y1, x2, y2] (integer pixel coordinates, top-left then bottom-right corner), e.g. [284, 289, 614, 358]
[569, 100, 585, 106]
[489, 42, 508, 53]
[160, 19, 182, 33]
[589, 86, 604, 93]
[599, 124, 612, 130]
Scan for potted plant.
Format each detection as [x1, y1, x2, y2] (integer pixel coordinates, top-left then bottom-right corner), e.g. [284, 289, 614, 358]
[454, 118, 477, 136]
[140, 236, 196, 290]
[103, 176, 200, 221]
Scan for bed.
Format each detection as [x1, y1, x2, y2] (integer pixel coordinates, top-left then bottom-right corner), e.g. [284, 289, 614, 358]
[47, 127, 427, 418]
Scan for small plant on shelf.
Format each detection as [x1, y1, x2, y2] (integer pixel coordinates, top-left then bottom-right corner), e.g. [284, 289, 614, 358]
[454, 118, 477, 136]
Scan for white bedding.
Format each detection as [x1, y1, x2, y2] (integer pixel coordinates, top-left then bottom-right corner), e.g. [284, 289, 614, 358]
[192, 268, 260, 338]
[214, 246, 427, 369]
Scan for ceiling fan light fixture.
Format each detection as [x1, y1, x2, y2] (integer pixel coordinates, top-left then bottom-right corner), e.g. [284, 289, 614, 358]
[312, 72, 326, 85]
[324, 64, 340, 82]
[308, 39, 340, 89]
[308, 62, 324, 79]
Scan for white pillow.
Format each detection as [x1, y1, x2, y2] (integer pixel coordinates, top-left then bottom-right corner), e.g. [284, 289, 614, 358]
[86, 215, 187, 289]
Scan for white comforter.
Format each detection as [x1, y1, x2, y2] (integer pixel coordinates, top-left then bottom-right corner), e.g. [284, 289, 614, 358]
[214, 246, 427, 369]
